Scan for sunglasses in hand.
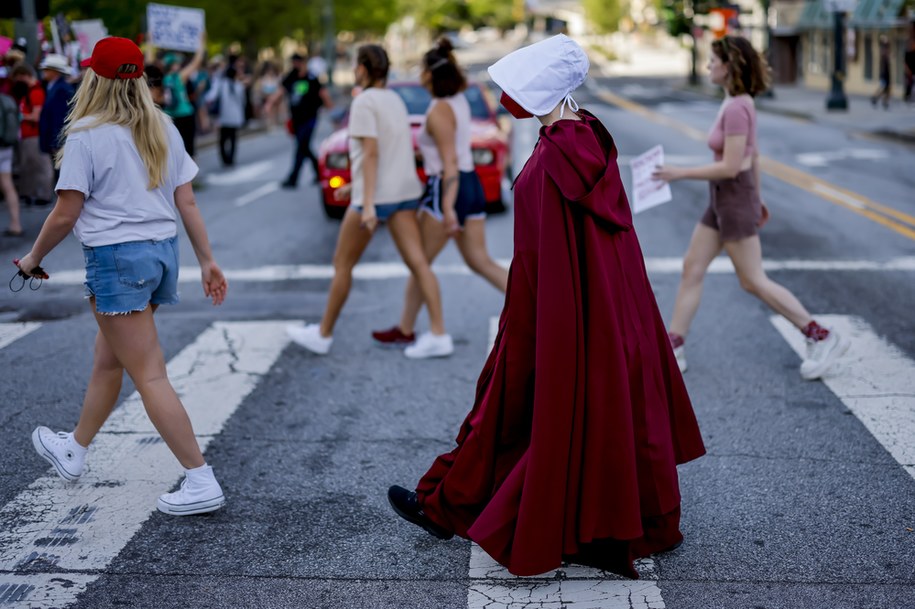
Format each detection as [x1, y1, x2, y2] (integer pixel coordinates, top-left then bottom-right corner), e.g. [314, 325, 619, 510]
[9, 258, 49, 292]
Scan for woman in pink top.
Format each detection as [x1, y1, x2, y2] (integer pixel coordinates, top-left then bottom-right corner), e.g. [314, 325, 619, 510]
[653, 36, 848, 381]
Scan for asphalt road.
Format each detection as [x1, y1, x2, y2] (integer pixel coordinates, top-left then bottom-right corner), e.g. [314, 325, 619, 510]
[1, 58, 914, 609]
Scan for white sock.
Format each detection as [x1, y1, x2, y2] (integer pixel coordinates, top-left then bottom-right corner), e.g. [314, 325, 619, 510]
[67, 432, 89, 454]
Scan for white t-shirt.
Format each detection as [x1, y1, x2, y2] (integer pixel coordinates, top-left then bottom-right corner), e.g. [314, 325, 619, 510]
[418, 94, 475, 175]
[56, 115, 198, 247]
[348, 88, 423, 207]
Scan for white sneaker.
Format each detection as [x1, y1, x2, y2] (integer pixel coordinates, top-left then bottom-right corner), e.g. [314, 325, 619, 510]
[157, 465, 226, 516]
[800, 330, 850, 381]
[404, 332, 454, 359]
[673, 345, 688, 373]
[286, 323, 332, 355]
[31, 427, 87, 481]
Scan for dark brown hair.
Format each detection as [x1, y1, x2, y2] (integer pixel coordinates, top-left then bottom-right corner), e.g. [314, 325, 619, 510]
[422, 37, 466, 98]
[356, 44, 389, 88]
[711, 35, 770, 98]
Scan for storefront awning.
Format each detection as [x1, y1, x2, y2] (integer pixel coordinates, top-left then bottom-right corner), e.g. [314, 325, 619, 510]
[796, 0, 833, 30]
[849, 0, 907, 28]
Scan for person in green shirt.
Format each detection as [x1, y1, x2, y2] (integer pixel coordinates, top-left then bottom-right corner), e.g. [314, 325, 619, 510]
[162, 42, 205, 157]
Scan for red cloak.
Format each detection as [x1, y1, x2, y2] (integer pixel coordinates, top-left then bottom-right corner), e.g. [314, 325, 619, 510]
[415, 110, 705, 578]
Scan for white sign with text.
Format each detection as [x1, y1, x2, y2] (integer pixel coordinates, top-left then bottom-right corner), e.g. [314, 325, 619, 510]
[71, 19, 108, 57]
[630, 145, 672, 214]
[147, 3, 205, 52]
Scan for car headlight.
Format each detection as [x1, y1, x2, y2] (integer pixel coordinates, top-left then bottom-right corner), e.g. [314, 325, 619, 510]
[472, 148, 495, 166]
[326, 153, 349, 170]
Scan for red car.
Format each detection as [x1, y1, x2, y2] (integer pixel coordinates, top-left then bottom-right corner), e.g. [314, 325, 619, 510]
[317, 81, 511, 219]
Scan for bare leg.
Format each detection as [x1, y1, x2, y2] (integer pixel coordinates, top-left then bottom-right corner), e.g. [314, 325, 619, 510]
[724, 235, 813, 330]
[669, 223, 724, 337]
[0, 172, 22, 233]
[387, 210, 447, 335]
[92, 303, 204, 469]
[454, 218, 508, 292]
[399, 213, 450, 335]
[319, 208, 374, 337]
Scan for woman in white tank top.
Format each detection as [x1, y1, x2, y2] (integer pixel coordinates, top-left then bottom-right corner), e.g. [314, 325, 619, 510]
[372, 39, 509, 347]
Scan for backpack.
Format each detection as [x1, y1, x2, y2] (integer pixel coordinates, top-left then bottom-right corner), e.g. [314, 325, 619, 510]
[0, 93, 20, 147]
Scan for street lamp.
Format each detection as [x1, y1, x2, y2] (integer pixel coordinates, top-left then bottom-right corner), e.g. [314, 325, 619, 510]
[825, 0, 855, 111]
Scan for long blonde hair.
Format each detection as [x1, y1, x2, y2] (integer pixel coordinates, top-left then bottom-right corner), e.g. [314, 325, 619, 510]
[55, 69, 169, 189]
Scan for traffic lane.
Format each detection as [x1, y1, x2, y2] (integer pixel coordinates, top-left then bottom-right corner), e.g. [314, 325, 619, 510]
[645, 280, 915, 602]
[575, 101, 915, 263]
[67, 273, 507, 609]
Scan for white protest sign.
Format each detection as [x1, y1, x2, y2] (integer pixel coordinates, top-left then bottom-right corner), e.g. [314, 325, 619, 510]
[630, 145, 672, 214]
[147, 3, 205, 53]
[71, 19, 108, 57]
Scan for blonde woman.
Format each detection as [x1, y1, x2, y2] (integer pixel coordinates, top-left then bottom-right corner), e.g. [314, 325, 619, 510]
[16, 37, 229, 515]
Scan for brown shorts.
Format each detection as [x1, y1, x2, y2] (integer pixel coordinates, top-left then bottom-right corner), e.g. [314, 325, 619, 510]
[700, 169, 762, 241]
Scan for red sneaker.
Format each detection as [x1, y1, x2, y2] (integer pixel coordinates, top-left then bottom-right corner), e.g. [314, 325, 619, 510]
[371, 326, 416, 346]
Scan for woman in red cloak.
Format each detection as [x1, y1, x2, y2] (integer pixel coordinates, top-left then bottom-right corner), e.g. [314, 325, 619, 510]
[388, 35, 706, 579]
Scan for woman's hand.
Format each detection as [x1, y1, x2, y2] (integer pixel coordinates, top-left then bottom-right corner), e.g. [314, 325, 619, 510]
[15, 253, 47, 278]
[201, 261, 228, 305]
[443, 208, 460, 236]
[361, 206, 378, 232]
[652, 165, 685, 183]
[333, 183, 352, 201]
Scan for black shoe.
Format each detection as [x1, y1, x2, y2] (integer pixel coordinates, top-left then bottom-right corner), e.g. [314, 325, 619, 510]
[387, 485, 453, 540]
[281, 179, 297, 189]
[32, 198, 51, 206]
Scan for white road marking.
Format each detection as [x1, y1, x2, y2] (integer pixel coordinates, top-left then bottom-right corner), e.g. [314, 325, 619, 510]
[466, 320, 666, 609]
[795, 148, 889, 168]
[234, 181, 280, 207]
[37, 256, 915, 286]
[204, 160, 274, 186]
[0, 321, 290, 608]
[0, 322, 41, 350]
[771, 315, 915, 482]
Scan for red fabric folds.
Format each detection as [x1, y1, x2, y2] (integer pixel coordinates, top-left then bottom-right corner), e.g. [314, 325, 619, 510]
[415, 110, 705, 578]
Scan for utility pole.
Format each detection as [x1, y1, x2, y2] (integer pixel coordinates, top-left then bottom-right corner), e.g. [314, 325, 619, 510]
[825, 2, 849, 111]
[15, 0, 39, 64]
[322, 0, 335, 87]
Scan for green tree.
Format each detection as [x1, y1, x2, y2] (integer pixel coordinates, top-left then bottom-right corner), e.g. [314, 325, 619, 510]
[583, 0, 627, 34]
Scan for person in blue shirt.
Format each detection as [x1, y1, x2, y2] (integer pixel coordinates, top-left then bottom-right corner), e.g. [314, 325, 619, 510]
[38, 54, 75, 171]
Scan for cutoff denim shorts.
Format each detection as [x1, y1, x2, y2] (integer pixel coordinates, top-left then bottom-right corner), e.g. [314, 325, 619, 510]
[350, 198, 420, 222]
[83, 236, 180, 315]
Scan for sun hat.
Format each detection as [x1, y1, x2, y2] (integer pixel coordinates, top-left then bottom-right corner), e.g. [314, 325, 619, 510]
[488, 34, 590, 118]
[39, 53, 73, 76]
[80, 37, 144, 80]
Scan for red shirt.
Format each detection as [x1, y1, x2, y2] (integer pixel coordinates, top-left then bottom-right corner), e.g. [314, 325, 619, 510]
[19, 83, 45, 139]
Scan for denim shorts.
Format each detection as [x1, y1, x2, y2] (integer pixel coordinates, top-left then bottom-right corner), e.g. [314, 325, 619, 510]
[83, 236, 180, 315]
[420, 171, 487, 226]
[350, 199, 420, 222]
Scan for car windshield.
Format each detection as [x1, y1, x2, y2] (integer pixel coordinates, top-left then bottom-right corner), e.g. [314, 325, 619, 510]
[390, 84, 492, 120]
[392, 85, 432, 116]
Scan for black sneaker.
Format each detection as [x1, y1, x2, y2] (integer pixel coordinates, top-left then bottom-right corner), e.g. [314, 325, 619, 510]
[281, 179, 297, 189]
[387, 485, 453, 540]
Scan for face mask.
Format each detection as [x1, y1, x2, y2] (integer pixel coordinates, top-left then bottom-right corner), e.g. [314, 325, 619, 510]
[11, 81, 29, 99]
[500, 92, 533, 119]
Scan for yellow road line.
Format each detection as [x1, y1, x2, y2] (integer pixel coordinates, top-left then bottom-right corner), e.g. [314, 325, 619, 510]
[594, 89, 915, 242]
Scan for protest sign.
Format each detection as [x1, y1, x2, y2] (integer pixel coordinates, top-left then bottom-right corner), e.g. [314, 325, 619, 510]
[630, 145, 672, 214]
[71, 19, 108, 57]
[147, 3, 205, 53]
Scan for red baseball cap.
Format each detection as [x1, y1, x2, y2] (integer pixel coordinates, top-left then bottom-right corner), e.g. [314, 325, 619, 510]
[80, 37, 145, 80]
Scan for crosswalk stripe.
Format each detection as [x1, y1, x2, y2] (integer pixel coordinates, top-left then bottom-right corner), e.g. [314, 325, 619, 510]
[771, 315, 915, 482]
[0, 323, 42, 350]
[0, 321, 291, 608]
[466, 319, 667, 608]
[31, 256, 915, 287]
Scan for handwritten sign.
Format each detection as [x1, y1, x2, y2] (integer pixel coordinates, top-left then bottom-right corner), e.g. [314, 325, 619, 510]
[70, 19, 108, 57]
[147, 3, 205, 53]
[630, 145, 672, 214]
